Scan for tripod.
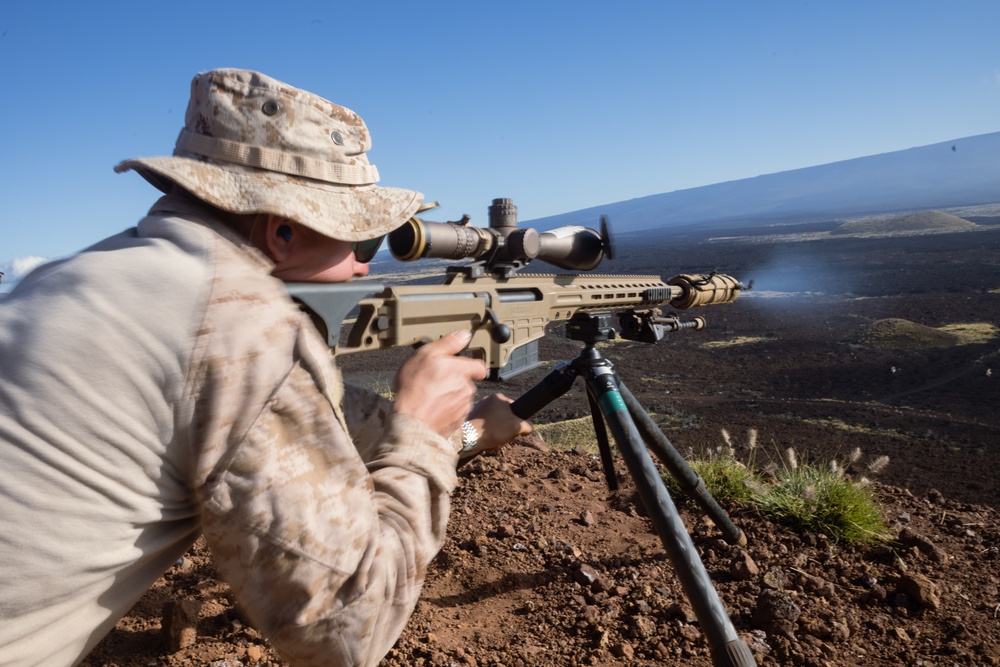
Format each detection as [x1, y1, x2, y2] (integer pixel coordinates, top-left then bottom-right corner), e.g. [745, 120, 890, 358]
[509, 311, 757, 667]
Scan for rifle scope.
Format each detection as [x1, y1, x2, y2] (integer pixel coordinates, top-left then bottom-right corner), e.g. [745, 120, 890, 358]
[388, 198, 609, 271]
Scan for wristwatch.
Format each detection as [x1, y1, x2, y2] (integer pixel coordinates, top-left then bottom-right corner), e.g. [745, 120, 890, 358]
[459, 421, 479, 456]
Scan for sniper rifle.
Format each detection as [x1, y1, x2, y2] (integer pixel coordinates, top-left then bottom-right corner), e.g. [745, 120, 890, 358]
[288, 198, 748, 380]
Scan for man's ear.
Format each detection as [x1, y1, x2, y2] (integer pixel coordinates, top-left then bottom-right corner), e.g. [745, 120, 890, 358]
[262, 215, 294, 262]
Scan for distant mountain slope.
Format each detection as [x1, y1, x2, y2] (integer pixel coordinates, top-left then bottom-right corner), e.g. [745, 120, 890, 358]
[528, 132, 1000, 233]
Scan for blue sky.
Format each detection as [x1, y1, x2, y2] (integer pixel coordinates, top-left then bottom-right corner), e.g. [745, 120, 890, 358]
[1, 1, 998, 286]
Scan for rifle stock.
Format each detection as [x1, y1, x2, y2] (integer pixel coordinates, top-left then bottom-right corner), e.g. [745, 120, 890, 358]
[288, 270, 743, 380]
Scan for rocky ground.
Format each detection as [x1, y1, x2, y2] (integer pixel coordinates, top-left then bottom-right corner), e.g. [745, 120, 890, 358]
[85, 216, 1000, 666]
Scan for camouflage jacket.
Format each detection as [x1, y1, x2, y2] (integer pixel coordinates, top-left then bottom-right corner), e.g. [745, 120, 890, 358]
[0, 194, 460, 667]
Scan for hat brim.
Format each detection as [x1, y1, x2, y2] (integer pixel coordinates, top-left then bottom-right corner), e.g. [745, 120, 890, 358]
[115, 156, 423, 242]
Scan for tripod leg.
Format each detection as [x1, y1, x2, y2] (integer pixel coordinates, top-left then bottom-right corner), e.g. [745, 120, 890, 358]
[585, 389, 619, 491]
[617, 380, 746, 547]
[510, 361, 578, 420]
[584, 367, 756, 667]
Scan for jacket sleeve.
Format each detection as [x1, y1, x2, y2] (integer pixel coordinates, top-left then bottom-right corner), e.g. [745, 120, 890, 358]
[200, 352, 459, 667]
[340, 382, 394, 463]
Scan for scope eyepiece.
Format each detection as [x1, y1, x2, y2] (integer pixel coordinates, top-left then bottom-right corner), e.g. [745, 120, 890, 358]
[388, 217, 496, 262]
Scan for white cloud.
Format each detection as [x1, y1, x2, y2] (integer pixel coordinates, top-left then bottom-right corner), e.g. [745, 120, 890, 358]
[10, 256, 50, 277]
[1, 255, 51, 292]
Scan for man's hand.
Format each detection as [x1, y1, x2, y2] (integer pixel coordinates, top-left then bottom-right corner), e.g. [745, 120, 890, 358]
[392, 330, 486, 438]
[464, 393, 533, 457]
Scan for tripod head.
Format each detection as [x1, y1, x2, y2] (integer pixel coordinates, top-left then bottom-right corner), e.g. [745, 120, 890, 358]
[565, 309, 711, 348]
[565, 312, 617, 345]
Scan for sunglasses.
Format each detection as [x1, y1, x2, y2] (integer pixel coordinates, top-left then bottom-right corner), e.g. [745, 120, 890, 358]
[352, 235, 385, 263]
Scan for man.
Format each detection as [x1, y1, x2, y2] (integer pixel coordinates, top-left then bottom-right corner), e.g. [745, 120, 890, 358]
[0, 69, 530, 667]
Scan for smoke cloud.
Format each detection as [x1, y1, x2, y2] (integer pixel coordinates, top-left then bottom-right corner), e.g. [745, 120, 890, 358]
[738, 244, 859, 307]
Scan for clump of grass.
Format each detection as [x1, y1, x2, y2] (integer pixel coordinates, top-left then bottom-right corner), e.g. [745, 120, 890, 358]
[687, 454, 760, 504]
[755, 446, 892, 545]
[674, 428, 760, 505]
[666, 430, 892, 545]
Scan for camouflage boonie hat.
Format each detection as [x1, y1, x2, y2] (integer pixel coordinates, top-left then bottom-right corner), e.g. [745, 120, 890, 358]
[115, 68, 423, 242]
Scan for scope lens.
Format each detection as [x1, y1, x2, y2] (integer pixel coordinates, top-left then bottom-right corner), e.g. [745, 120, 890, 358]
[353, 235, 385, 263]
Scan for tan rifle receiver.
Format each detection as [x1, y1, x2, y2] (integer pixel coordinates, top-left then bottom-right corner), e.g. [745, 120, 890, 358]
[288, 271, 744, 380]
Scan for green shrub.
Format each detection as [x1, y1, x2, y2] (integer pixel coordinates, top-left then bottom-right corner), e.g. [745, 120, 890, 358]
[683, 451, 760, 505]
[756, 451, 891, 545]
[663, 431, 891, 545]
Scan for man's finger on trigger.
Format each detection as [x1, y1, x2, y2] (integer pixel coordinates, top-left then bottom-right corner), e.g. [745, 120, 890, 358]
[413, 329, 468, 356]
[439, 329, 473, 354]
